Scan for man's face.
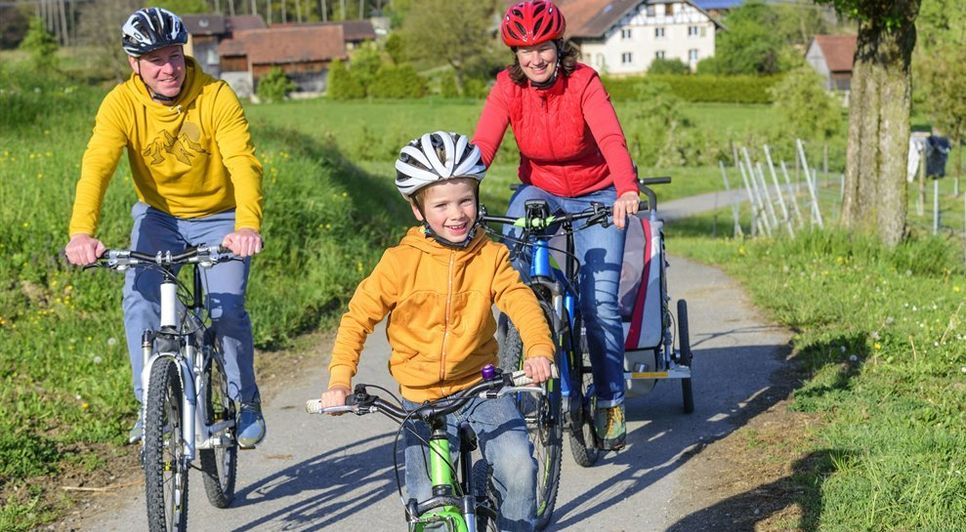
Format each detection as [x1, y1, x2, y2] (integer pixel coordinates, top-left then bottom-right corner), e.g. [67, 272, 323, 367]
[128, 45, 186, 99]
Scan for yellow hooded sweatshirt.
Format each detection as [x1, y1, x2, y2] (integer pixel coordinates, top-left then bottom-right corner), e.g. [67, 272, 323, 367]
[68, 56, 263, 236]
[328, 227, 555, 402]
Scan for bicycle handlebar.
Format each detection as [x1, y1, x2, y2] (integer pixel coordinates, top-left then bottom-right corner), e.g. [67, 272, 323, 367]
[305, 365, 556, 421]
[87, 245, 235, 271]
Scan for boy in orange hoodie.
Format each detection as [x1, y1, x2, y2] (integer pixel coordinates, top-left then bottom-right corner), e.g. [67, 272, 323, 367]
[321, 131, 554, 530]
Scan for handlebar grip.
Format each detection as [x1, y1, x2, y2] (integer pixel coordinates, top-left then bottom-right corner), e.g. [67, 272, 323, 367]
[305, 399, 324, 414]
[508, 363, 558, 386]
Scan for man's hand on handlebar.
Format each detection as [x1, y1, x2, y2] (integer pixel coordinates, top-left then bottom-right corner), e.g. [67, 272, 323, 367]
[320, 385, 351, 415]
[523, 356, 553, 384]
[612, 191, 641, 230]
[65, 234, 106, 266]
[222, 228, 263, 257]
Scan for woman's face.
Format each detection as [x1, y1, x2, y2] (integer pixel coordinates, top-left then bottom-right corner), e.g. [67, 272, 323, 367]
[515, 41, 558, 84]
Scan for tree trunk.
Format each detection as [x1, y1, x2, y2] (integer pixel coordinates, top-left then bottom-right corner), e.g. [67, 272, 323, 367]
[841, 3, 919, 247]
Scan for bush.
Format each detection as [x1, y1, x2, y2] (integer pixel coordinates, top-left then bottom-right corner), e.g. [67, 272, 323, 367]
[369, 64, 428, 99]
[18, 17, 57, 71]
[769, 66, 843, 141]
[603, 74, 781, 104]
[647, 58, 691, 75]
[327, 59, 365, 100]
[255, 67, 296, 104]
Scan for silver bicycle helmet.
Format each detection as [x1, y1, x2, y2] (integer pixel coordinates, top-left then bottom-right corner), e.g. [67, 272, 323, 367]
[121, 7, 188, 57]
[394, 131, 486, 199]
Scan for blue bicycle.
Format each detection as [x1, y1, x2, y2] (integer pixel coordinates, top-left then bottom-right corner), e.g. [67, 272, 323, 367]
[482, 176, 694, 479]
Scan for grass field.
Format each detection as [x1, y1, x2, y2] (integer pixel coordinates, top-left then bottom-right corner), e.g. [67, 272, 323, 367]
[2, 58, 964, 528]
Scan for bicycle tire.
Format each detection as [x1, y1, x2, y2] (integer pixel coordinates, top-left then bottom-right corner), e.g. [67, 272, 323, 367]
[496, 302, 563, 530]
[472, 460, 499, 532]
[200, 340, 238, 508]
[677, 299, 695, 414]
[144, 355, 188, 532]
[567, 316, 600, 467]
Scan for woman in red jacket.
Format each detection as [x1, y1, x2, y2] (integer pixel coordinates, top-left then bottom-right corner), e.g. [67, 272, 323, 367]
[473, 0, 638, 451]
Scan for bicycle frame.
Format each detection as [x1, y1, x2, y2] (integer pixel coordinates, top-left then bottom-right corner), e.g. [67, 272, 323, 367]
[139, 262, 232, 462]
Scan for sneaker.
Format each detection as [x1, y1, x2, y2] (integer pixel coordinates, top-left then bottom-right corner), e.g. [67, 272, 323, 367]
[237, 401, 266, 448]
[594, 404, 626, 451]
[128, 417, 143, 445]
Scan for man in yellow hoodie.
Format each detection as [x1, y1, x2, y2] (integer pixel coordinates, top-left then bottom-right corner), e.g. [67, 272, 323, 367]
[63, 7, 266, 448]
[321, 131, 554, 530]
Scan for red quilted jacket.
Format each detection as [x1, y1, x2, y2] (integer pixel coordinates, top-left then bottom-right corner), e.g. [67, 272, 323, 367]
[472, 63, 638, 198]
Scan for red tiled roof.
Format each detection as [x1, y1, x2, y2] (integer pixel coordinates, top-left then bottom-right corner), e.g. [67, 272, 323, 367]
[218, 26, 347, 64]
[270, 20, 376, 42]
[814, 34, 857, 73]
[558, 0, 642, 38]
[227, 15, 267, 32]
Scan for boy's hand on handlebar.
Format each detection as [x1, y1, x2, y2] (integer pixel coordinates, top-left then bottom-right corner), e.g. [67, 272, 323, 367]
[523, 356, 553, 384]
[612, 191, 640, 230]
[222, 228, 263, 257]
[65, 234, 106, 266]
[321, 386, 350, 415]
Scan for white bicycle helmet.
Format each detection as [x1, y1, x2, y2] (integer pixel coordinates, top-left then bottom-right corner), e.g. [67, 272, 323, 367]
[394, 131, 486, 200]
[122, 7, 188, 57]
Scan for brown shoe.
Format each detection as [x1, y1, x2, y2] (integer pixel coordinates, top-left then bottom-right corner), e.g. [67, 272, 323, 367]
[594, 404, 626, 450]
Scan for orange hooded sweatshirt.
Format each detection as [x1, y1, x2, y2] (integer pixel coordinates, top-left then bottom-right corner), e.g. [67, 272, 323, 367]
[328, 227, 555, 402]
[68, 56, 263, 236]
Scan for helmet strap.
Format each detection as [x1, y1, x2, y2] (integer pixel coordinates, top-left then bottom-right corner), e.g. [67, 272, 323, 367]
[422, 220, 481, 250]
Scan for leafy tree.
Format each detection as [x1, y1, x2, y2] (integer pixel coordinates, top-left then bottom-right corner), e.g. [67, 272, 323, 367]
[400, 0, 497, 94]
[769, 66, 843, 140]
[714, 0, 793, 75]
[19, 17, 58, 71]
[256, 67, 297, 103]
[154, 0, 208, 13]
[647, 58, 690, 75]
[815, 0, 921, 246]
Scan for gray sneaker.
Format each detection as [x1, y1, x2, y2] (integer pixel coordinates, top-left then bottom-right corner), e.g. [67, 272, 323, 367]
[128, 417, 143, 445]
[237, 401, 266, 448]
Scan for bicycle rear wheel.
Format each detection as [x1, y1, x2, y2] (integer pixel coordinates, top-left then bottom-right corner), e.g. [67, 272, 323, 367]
[200, 340, 238, 508]
[567, 316, 600, 467]
[144, 355, 188, 531]
[497, 303, 563, 530]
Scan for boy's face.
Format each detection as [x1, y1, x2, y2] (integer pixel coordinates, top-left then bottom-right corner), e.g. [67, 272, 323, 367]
[412, 179, 478, 244]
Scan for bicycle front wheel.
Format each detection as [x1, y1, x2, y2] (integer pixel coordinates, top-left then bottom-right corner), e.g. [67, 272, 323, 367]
[567, 316, 600, 468]
[200, 340, 238, 508]
[497, 303, 563, 530]
[144, 355, 188, 531]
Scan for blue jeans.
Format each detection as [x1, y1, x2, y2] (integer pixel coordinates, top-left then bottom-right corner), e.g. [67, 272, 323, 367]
[505, 185, 626, 407]
[123, 202, 258, 404]
[403, 394, 536, 531]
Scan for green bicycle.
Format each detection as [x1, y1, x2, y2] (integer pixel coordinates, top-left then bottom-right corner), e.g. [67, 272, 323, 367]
[305, 365, 549, 531]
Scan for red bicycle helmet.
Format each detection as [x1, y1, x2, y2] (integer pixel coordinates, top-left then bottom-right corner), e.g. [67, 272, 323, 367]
[501, 0, 566, 47]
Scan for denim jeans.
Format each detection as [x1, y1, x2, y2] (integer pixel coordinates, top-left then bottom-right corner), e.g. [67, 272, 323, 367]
[403, 394, 536, 531]
[504, 185, 626, 407]
[123, 202, 258, 404]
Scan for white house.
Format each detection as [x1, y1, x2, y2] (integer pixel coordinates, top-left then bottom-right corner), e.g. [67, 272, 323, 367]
[560, 0, 719, 75]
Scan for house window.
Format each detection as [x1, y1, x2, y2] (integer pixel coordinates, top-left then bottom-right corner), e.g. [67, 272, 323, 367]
[665, 3, 673, 16]
[688, 49, 699, 62]
[596, 53, 606, 68]
[688, 25, 699, 37]
[622, 52, 633, 64]
[621, 28, 632, 39]
[655, 27, 665, 38]
[655, 50, 665, 60]
[701, 26, 707, 37]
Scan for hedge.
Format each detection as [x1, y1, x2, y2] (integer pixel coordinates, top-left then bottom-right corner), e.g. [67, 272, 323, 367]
[602, 74, 783, 104]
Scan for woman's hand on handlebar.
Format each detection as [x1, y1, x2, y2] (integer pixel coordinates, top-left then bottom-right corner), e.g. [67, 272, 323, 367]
[65, 234, 106, 266]
[321, 385, 351, 415]
[221, 228, 263, 257]
[523, 356, 553, 384]
[612, 191, 641, 230]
